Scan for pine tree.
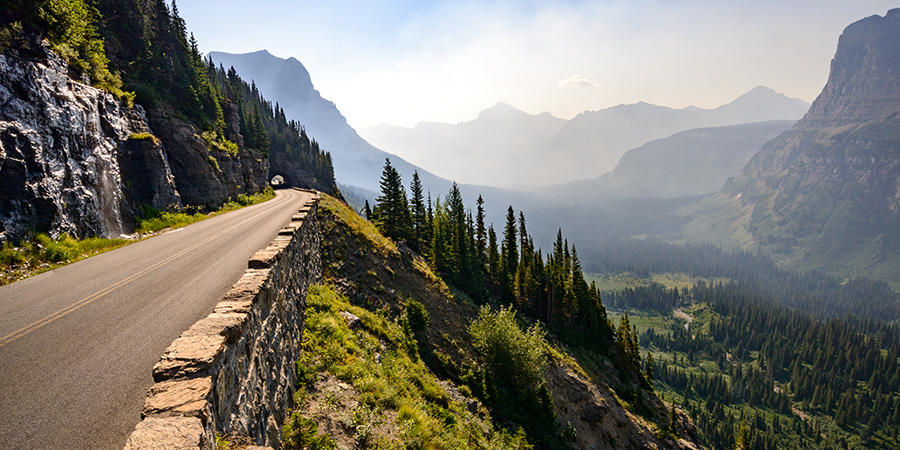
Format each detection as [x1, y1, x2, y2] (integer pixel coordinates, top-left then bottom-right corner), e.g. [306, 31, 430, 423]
[409, 171, 428, 253]
[475, 195, 486, 265]
[373, 159, 410, 242]
[501, 206, 518, 305]
[488, 225, 500, 297]
[646, 352, 655, 388]
[735, 415, 749, 449]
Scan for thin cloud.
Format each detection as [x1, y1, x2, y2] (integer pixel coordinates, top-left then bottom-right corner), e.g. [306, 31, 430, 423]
[559, 74, 598, 89]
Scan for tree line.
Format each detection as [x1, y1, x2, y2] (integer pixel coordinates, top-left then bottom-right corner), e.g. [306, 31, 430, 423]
[4, 0, 337, 194]
[581, 238, 900, 322]
[637, 279, 900, 448]
[367, 159, 655, 396]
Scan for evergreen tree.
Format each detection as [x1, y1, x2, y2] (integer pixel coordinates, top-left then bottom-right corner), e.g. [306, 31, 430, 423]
[488, 225, 500, 297]
[373, 159, 410, 242]
[475, 195, 487, 265]
[409, 171, 428, 253]
[501, 206, 518, 305]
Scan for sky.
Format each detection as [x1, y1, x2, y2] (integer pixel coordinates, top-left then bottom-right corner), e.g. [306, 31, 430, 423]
[178, 0, 898, 129]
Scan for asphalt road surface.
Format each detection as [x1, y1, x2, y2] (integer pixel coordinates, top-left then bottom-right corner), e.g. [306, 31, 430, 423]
[0, 188, 314, 449]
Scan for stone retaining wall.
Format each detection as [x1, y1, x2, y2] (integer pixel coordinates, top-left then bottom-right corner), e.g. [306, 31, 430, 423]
[123, 190, 322, 449]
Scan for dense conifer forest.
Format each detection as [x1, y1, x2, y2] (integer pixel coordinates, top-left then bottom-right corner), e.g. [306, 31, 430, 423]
[584, 238, 900, 322]
[367, 157, 900, 448]
[605, 272, 900, 448]
[367, 159, 665, 441]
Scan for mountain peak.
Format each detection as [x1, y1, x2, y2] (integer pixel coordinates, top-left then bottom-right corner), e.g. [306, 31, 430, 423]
[801, 8, 900, 128]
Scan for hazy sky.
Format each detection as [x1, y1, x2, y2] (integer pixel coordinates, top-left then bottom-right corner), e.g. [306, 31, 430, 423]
[178, 1, 898, 129]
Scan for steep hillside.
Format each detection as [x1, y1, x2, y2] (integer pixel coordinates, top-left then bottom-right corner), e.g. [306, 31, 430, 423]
[0, 0, 337, 241]
[359, 103, 567, 186]
[546, 121, 796, 203]
[209, 50, 448, 195]
[308, 194, 703, 449]
[681, 8, 900, 286]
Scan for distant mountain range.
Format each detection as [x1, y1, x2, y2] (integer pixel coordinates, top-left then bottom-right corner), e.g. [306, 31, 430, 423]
[208, 50, 539, 228]
[360, 87, 810, 186]
[543, 120, 796, 203]
[360, 103, 567, 186]
[682, 8, 900, 285]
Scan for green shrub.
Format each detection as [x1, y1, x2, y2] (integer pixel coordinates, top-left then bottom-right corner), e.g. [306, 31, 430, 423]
[0, 241, 27, 266]
[283, 413, 336, 450]
[469, 305, 558, 443]
[36, 233, 78, 262]
[128, 132, 160, 145]
[200, 131, 239, 156]
[469, 305, 548, 396]
[236, 194, 252, 206]
[207, 155, 220, 172]
[404, 300, 430, 334]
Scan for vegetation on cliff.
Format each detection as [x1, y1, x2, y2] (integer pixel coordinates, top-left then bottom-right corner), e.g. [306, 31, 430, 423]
[315, 190, 701, 448]
[3, 0, 337, 197]
[283, 284, 532, 449]
[1, 0, 130, 99]
[0, 187, 275, 286]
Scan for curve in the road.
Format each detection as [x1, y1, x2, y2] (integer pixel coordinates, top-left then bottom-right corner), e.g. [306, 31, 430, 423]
[0, 188, 314, 450]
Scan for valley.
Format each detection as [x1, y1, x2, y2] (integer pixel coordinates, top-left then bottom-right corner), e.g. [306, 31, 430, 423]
[1, 2, 900, 450]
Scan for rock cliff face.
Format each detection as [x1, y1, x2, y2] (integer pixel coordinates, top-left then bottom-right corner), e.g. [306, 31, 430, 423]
[0, 43, 179, 239]
[703, 9, 900, 281]
[147, 106, 269, 208]
[0, 43, 271, 240]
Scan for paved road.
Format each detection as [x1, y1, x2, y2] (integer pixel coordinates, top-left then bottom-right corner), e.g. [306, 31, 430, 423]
[0, 188, 314, 449]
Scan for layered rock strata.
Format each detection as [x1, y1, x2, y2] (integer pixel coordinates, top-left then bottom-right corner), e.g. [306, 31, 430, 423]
[123, 191, 321, 449]
[688, 9, 900, 280]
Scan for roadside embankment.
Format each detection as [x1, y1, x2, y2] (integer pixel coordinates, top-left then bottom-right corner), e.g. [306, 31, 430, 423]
[123, 189, 322, 449]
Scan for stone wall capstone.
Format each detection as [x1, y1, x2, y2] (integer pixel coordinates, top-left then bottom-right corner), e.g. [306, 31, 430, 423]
[123, 190, 322, 450]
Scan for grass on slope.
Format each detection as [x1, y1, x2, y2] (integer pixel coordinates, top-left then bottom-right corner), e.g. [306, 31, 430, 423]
[315, 194, 704, 450]
[135, 187, 276, 233]
[283, 284, 531, 450]
[0, 188, 276, 286]
[586, 271, 730, 292]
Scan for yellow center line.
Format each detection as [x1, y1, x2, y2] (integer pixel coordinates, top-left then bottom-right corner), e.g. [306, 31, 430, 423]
[0, 192, 302, 349]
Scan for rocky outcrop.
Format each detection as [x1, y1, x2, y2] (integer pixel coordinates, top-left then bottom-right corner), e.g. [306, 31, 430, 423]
[147, 106, 269, 209]
[549, 363, 700, 450]
[124, 192, 321, 450]
[694, 9, 900, 282]
[0, 42, 179, 239]
[802, 9, 900, 129]
[0, 42, 273, 241]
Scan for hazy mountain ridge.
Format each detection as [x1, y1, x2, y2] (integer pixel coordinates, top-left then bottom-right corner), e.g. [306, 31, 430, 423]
[209, 50, 552, 230]
[361, 87, 808, 186]
[540, 120, 796, 203]
[682, 8, 900, 285]
[360, 103, 567, 186]
[523, 86, 810, 184]
[209, 50, 450, 195]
